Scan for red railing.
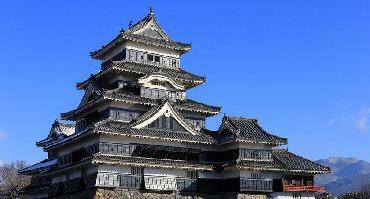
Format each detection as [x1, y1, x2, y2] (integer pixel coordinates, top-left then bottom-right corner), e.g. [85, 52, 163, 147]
[283, 185, 326, 193]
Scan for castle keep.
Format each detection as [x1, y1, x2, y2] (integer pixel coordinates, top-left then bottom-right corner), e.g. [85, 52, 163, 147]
[20, 9, 330, 199]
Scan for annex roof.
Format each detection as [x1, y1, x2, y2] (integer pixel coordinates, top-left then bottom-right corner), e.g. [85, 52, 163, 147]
[237, 149, 330, 174]
[219, 116, 288, 146]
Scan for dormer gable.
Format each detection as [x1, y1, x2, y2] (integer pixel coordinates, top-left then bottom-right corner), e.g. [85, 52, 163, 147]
[79, 77, 103, 108]
[138, 73, 185, 91]
[131, 101, 199, 135]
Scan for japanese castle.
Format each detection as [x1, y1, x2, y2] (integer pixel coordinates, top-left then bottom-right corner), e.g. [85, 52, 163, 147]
[20, 8, 330, 199]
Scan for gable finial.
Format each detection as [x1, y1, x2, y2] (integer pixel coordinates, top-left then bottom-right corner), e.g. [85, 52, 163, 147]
[149, 6, 154, 15]
[128, 20, 133, 28]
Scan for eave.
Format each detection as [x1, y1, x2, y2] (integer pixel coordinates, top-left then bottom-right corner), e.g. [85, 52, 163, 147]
[90, 32, 192, 60]
[76, 60, 205, 90]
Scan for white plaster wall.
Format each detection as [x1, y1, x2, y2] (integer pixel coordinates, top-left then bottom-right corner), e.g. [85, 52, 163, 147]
[98, 165, 131, 174]
[270, 192, 316, 199]
[125, 41, 180, 58]
[238, 143, 271, 150]
[144, 168, 186, 177]
[102, 41, 180, 61]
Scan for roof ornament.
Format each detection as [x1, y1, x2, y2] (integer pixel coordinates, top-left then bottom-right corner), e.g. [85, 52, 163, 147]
[128, 20, 133, 28]
[149, 6, 154, 15]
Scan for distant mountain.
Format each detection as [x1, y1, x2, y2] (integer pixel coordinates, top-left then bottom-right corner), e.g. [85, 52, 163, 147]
[315, 157, 370, 196]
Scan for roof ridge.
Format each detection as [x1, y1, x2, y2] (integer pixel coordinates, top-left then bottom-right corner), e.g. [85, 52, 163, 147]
[225, 115, 258, 121]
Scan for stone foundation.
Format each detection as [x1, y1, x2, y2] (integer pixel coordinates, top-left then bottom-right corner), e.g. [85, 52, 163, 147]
[53, 188, 269, 199]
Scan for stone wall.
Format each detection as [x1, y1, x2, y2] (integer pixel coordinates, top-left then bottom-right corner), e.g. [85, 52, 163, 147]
[52, 188, 269, 199]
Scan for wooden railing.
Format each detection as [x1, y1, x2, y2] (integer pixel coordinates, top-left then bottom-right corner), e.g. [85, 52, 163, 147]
[96, 173, 197, 191]
[283, 185, 326, 193]
[240, 178, 273, 192]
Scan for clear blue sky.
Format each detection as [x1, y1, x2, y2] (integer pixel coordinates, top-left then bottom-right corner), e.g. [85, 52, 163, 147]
[0, 0, 369, 165]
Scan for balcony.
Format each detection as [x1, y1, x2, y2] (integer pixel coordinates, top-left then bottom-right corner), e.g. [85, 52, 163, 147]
[283, 185, 326, 193]
[240, 178, 273, 192]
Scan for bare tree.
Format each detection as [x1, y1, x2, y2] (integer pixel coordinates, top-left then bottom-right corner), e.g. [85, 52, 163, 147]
[0, 161, 30, 199]
[361, 183, 370, 192]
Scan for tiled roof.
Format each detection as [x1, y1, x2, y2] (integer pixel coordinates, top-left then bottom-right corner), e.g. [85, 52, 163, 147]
[94, 120, 215, 144]
[77, 60, 204, 90]
[36, 121, 75, 147]
[273, 150, 330, 173]
[237, 150, 330, 174]
[102, 60, 205, 85]
[90, 11, 191, 60]
[19, 159, 58, 175]
[129, 100, 167, 127]
[61, 89, 220, 120]
[219, 116, 287, 145]
[92, 153, 213, 171]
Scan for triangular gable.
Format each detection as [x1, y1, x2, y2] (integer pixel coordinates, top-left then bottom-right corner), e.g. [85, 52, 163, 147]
[131, 101, 198, 135]
[47, 120, 75, 139]
[79, 79, 103, 108]
[126, 9, 172, 41]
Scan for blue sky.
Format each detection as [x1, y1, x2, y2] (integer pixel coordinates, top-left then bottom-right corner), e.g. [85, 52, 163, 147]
[0, 0, 369, 165]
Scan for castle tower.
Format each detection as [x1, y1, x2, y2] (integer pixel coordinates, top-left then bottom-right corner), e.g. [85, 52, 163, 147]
[20, 9, 330, 199]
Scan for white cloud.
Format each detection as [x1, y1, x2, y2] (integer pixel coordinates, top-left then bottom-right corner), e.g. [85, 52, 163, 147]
[355, 108, 370, 132]
[0, 129, 6, 141]
[356, 117, 367, 130]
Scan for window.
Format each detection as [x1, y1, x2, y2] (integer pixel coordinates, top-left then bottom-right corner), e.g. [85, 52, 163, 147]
[162, 116, 167, 128]
[187, 171, 199, 179]
[131, 167, 143, 175]
[250, 173, 261, 179]
[152, 81, 165, 87]
[172, 59, 177, 67]
[154, 56, 160, 62]
[147, 54, 154, 62]
[293, 194, 302, 199]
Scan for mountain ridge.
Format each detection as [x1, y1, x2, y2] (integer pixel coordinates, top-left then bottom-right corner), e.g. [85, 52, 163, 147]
[315, 157, 370, 196]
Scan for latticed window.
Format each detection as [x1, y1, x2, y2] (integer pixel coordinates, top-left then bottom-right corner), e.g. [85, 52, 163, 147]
[131, 167, 143, 175]
[250, 173, 261, 179]
[186, 171, 199, 179]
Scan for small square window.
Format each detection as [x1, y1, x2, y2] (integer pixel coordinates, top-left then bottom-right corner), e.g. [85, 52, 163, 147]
[147, 54, 154, 61]
[154, 56, 160, 62]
